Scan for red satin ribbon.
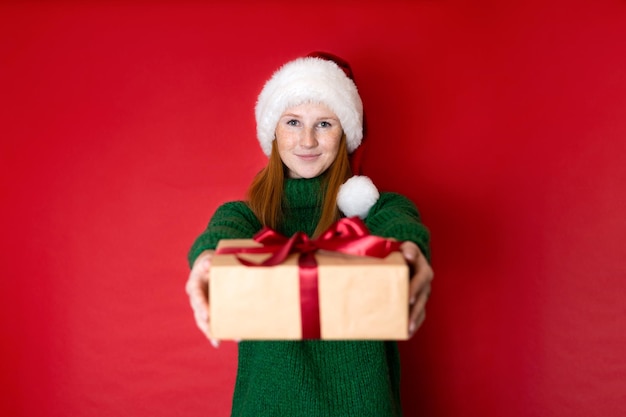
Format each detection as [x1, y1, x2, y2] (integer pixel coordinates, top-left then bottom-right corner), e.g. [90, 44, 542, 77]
[216, 217, 401, 339]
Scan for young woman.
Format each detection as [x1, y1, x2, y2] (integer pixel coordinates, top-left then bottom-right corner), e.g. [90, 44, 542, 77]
[185, 52, 433, 416]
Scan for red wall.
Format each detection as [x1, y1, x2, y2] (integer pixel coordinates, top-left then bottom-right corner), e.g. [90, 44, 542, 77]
[2, 1, 625, 416]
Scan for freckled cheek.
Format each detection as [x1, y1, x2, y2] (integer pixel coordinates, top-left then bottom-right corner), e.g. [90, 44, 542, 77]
[275, 134, 298, 153]
[323, 138, 342, 156]
[319, 133, 341, 148]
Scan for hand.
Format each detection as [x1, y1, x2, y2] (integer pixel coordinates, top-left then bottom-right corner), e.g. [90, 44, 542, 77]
[185, 250, 220, 348]
[400, 241, 434, 338]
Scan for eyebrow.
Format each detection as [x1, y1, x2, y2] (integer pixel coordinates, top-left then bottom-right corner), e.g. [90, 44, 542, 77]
[279, 113, 339, 121]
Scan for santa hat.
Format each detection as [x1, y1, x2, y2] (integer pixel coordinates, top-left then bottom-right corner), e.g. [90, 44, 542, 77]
[255, 52, 363, 156]
[255, 52, 379, 219]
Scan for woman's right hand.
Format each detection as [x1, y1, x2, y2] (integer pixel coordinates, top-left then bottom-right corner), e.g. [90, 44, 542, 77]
[185, 250, 220, 348]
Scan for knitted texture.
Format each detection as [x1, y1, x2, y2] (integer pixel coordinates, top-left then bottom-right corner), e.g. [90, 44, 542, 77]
[188, 177, 430, 416]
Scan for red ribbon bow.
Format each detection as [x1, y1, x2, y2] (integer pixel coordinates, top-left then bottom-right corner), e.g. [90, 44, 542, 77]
[216, 217, 401, 339]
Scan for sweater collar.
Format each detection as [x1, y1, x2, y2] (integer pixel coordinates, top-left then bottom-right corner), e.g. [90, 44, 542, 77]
[283, 177, 324, 209]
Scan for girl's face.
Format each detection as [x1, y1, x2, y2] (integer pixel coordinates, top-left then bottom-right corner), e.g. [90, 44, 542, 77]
[275, 102, 343, 179]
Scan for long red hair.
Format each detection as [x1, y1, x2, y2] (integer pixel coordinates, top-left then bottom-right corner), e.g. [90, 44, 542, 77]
[247, 135, 352, 237]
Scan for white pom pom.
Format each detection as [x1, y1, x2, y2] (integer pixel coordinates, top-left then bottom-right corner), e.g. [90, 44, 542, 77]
[337, 175, 380, 219]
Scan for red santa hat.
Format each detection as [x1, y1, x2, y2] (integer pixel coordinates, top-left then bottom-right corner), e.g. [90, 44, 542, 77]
[255, 52, 379, 219]
[254, 52, 363, 156]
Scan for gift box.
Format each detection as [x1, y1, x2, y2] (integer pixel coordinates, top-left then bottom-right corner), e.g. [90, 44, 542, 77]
[209, 219, 409, 340]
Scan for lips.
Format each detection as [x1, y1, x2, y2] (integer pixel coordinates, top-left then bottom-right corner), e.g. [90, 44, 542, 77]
[296, 154, 320, 160]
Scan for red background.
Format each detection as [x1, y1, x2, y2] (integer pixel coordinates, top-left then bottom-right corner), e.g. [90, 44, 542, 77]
[2, 1, 625, 416]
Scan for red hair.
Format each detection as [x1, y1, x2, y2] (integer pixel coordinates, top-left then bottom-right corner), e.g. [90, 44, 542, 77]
[247, 135, 352, 237]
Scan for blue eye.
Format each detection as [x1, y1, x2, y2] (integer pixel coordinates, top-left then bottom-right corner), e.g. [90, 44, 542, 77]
[319, 121, 332, 128]
[287, 119, 299, 126]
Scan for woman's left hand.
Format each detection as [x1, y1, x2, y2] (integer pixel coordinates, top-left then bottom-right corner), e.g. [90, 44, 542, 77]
[400, 241, 434, 338]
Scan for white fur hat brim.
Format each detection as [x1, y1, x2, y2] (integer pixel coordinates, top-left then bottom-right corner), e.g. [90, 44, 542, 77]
[255, 57, 363, 156]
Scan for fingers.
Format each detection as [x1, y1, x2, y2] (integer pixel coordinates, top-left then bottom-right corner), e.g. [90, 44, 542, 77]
[186, 257, 210, 316]
[409, 281, 430, 337]
[401, 242, 434, 338]
[185, 251, 220, 348]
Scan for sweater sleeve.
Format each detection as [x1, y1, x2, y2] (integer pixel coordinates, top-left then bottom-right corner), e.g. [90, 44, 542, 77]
[364, 192, 431, 262]
[187, 201, 263, 267]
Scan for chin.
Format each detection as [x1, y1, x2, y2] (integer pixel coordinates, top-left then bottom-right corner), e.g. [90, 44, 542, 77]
[289, 168, 325, 179]
[293, 173, 319, 179]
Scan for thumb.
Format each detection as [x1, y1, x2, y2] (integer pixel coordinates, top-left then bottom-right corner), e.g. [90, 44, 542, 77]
[400, 241, 419, 262]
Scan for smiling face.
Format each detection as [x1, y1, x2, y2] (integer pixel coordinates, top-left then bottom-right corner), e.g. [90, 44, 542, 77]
[275, 102, 344, 179]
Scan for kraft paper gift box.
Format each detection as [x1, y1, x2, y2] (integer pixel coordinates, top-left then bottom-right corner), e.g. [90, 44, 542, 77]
[209, 238, 409, 340]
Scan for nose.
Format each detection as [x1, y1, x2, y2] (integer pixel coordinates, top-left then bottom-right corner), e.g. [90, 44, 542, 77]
[300, 127, 318, 148]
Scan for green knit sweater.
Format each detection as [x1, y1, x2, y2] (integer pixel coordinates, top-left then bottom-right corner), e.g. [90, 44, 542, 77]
[188, 177, 430, 417]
